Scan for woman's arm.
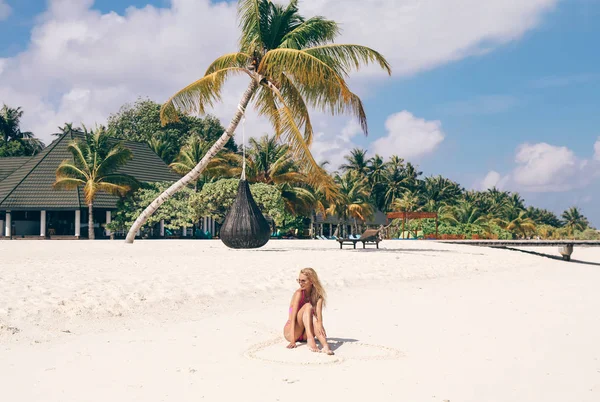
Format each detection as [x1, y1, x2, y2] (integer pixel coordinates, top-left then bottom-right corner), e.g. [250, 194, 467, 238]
[314, 298, 327, 338]
[315, 298, 324, 324]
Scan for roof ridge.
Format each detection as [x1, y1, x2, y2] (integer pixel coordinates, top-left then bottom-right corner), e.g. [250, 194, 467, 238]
[0, 133, 70, 207]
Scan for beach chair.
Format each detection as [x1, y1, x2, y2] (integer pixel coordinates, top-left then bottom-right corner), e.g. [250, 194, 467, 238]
[337, 229, 382, 249]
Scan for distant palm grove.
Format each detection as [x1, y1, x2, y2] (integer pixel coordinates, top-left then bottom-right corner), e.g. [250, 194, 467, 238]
[1, 100, 597, 241]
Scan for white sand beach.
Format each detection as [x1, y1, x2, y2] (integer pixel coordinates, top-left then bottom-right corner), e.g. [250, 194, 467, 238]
[1, 240, 599, 401]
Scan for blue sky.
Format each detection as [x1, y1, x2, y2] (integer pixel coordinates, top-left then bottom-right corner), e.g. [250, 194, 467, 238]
[0, 0, 599, 225]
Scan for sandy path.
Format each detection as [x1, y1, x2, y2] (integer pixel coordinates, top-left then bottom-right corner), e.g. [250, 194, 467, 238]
[1, 240, 599, 401]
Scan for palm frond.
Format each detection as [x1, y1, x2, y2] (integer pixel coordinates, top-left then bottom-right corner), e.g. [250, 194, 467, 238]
[53, 177, 86, 191]
[304, 44, 391, 76]
[96, 145, 133, 177]
[238, 0, 270, 52]
[279, 73, 313, 144]
[96, 181, 135, 197]
[271, 93, 328, 192]
[55, 161, 87, 181]
[279, 16, 340, 49]
[66, 141, 90, 173]
[160, 67, 250, 125]
[258, 48, 353, 102]
[205, 52, 252, 75]
[254, 86, 282, 136]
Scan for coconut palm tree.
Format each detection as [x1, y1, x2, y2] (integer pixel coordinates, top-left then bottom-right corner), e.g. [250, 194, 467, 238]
[241, 135, 316, 215]
[561, 206, 589, 237]
[421, 175, 463, 211]
[124, 0, 391, 242]
[339, 148, 370, 179]
[0, 104, 44, 154]
[367, 153, 387, 210]
[54, 126, 139, 239]
[148, 135, 176, 164]
[170, 135, 235, 191]
[501, 210, 536, 238]
[53, 122, 83, 138]
[327, 172, 373, 236]
[382, 156, 410, 211]
[443, 200, 490, 227]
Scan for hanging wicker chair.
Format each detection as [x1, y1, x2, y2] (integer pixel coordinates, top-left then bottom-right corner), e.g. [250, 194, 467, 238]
[220, 179, 271, 249]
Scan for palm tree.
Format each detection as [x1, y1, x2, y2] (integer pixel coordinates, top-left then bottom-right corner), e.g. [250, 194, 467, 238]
[367, 153, 387, 210]
[243, 135, 316, 215]
[527, 206, 562, 227]
[339, 148, 369, 178]
[382, 156, 410, 211]
[391, 189, 422, 237]
[169, 135, 235, 190]
[327, 172, 373, 236]
[561, 206, 589, 237]
[443, 200, 490, 227]
[54, 127, 139, 239]
[148, 135, 176, 164]
[0, 105, 44, 154]
[421, 175, 462, 212]
[124, 0, 391, 242]
[501, 210, 536, 238]
[53, 122, 82, 138]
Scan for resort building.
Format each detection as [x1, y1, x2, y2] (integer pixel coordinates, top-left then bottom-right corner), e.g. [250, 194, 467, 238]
[0, 132, 208, 239]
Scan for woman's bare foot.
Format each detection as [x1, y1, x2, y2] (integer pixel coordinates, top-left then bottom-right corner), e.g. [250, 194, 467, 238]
[321, 348, 335, 355]
[307, 339, 319, 352]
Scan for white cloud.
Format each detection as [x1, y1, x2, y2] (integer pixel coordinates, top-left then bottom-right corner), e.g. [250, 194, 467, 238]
[480, 170, 501, 190]
[371, 111, 445, 159]
[302, 0, 557, 77]
[0, 0, 11, 21]
[477, 139, 600, 193]
[0, 0, 557, 145]
[594, 137, 600, 161]
[310, 119, 363, 170]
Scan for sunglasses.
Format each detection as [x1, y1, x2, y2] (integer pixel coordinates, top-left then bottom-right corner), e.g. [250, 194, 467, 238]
[297, 279, 309, 284]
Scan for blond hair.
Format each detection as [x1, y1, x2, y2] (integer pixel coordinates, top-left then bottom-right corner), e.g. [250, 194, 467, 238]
[300, 268, 327, 307]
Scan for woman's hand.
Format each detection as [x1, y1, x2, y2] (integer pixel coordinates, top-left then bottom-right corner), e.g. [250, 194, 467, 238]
[286, 341, 297, 349]
[315, 322, 327, 338]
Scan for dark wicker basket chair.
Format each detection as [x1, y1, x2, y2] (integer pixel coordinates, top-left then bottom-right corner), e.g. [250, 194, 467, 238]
[220, 179, 271, 249]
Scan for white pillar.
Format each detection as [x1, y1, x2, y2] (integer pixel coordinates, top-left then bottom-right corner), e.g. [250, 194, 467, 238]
[74, 210, 81, 237]
[211, 217, 215, 235]
[4, 211, 10, 237]
[137, 229, 141, 237]
[203, 217, 208, 231]
[160, 220, 165, 237]
[182, 226, 187, 237]
[0, 219, 4, 237]
[105, 211, 112, 237]
[40, 210, 46, 237]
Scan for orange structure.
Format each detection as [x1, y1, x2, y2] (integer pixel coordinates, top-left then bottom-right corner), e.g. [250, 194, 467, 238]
[386, 211, 439, 239]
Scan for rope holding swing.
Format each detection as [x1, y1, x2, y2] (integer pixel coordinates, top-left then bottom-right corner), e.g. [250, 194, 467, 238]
[241, 113, 246, 180]
[219, 105, 271, 249]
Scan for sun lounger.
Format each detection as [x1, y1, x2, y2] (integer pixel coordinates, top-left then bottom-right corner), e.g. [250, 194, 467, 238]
[337, 229, 382, 249]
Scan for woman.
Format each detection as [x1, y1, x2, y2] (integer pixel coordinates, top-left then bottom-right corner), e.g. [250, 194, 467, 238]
[283, 268, 334, 355]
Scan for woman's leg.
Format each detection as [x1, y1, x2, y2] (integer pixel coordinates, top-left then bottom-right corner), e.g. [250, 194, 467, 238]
[299, 304, 318, 352]
[284, 303, 311, 343]
[313, 316, 334, 355]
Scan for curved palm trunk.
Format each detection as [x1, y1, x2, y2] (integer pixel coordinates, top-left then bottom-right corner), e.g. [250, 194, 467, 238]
[125, 80, 258, 243]
[88, 203, 95, 240]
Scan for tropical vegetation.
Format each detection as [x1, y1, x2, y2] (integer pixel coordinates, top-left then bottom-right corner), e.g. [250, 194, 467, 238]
[122, 0, 392, 243]
[53, 126, 139, 239]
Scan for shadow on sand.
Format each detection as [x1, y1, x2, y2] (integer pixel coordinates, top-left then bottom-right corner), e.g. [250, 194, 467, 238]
[505, 247, 600, 266]
[322, 337, 359, 352]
